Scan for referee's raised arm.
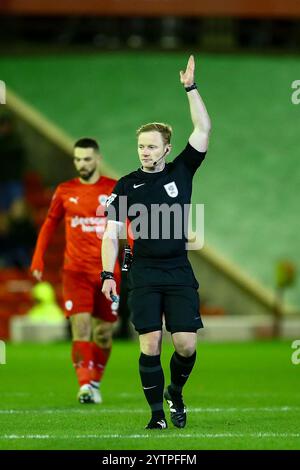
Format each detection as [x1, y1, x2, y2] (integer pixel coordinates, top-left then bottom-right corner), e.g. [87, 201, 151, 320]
[181, 55, 211, 153]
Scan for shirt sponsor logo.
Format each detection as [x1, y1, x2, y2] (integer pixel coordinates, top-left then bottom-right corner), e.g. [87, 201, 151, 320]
[133, 183, 145, 189]
[71, 216, 106, 233]
[106, 193, 117, 207]
[164, 181, 178, 198]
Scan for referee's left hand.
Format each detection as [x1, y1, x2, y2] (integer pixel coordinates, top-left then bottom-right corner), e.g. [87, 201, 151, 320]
[180, 55, 195, 87]
[102, 278, 117, 301]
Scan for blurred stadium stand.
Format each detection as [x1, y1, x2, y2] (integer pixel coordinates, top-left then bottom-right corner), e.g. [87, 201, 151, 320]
[0, 1, 300, 52]
[0, 169, 66, 339]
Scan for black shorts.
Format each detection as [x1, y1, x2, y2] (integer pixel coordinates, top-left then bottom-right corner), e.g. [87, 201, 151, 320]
[127, 285, 203, 335]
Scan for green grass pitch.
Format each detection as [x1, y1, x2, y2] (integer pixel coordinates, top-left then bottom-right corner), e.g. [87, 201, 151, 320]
[0, 339, 299, 450]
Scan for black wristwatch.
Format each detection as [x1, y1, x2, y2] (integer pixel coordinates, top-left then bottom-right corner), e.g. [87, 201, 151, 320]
[100, 271, 115, 283]
[185, 83, 197, 92]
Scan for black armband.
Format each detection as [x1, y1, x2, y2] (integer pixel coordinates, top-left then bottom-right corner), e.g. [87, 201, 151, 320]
[100, 271, 115, 283]
[185, 83, 197, 92]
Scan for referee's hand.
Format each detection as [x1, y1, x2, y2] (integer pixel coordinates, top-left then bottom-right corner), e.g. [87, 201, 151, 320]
[180, 54, 195, 87]
[102, 279, 117, 301]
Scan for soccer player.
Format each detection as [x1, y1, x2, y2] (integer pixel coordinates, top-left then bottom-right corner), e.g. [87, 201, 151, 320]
[31, 138, 120, 404]
[101, 55, 211, 429]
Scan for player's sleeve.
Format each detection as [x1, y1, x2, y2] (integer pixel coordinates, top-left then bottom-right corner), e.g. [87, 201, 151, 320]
[106, 177, 127, 224]
[30, 186, 65, 272]
[173, 142, 206, 177]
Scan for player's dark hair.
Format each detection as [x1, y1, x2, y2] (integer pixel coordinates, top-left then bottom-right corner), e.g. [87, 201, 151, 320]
[136, 123, 172, 145]
[74, 138, 99, 151]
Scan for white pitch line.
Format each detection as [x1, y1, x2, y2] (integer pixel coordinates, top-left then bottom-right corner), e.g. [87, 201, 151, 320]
[0, 393, 30, 397]
[1, 432, 300, 440]
[0, 406, 299, 415]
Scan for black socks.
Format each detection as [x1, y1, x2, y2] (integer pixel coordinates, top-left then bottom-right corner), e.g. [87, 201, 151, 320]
[139, 351, 197, 422]
[139, 353, 165, 419]
[169, 351, 196, 395]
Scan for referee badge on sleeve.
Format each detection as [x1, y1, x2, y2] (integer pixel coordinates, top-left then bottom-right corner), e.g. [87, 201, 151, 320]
[164, 181, 178, 198]
[106, 193, 117, 207]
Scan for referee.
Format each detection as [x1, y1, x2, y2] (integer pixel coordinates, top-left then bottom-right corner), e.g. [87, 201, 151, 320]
[101, 55, 211, 429]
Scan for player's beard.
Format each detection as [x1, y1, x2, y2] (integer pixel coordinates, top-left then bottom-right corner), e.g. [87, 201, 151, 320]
[78, 166, 96, 181]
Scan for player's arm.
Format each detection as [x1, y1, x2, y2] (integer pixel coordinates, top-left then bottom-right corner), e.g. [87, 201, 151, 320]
[30, 187, 65, 281]
[180, 55, 211, 153]
[101, 220, 124, 300]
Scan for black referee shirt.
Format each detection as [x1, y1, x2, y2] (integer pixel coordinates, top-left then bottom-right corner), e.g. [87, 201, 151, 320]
[107, 142, 206, 266]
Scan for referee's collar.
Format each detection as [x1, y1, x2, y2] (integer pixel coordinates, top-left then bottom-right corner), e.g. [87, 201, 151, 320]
[138, 165, 168, 177]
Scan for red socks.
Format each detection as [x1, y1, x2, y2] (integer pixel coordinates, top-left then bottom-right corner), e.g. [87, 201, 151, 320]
[90, 343, 112, 383]
[72, 341, 112, 386]
[71, 341, 93, 386]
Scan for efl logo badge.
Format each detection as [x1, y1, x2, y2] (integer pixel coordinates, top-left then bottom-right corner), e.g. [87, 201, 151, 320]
[106, 193, 117, 207]
[0, 81, 6, 104]
[164, 181, 178, 198]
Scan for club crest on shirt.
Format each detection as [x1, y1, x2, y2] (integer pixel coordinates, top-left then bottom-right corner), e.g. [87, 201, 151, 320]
[65, 300, 73, 311]
[163, 181, 178, 198]
[106, 193, 117, 207]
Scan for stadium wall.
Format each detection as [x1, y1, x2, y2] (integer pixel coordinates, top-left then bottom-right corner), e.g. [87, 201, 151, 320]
[6, 88, 118, 185]
[189, 246, 279, 318]
[2, 0, 300, 18]
[6, 87, 295, 322]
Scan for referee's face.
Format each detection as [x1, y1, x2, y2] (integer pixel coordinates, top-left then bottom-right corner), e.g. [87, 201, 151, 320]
[73, 147, 99, 181]
[138, 131, 168, 169]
